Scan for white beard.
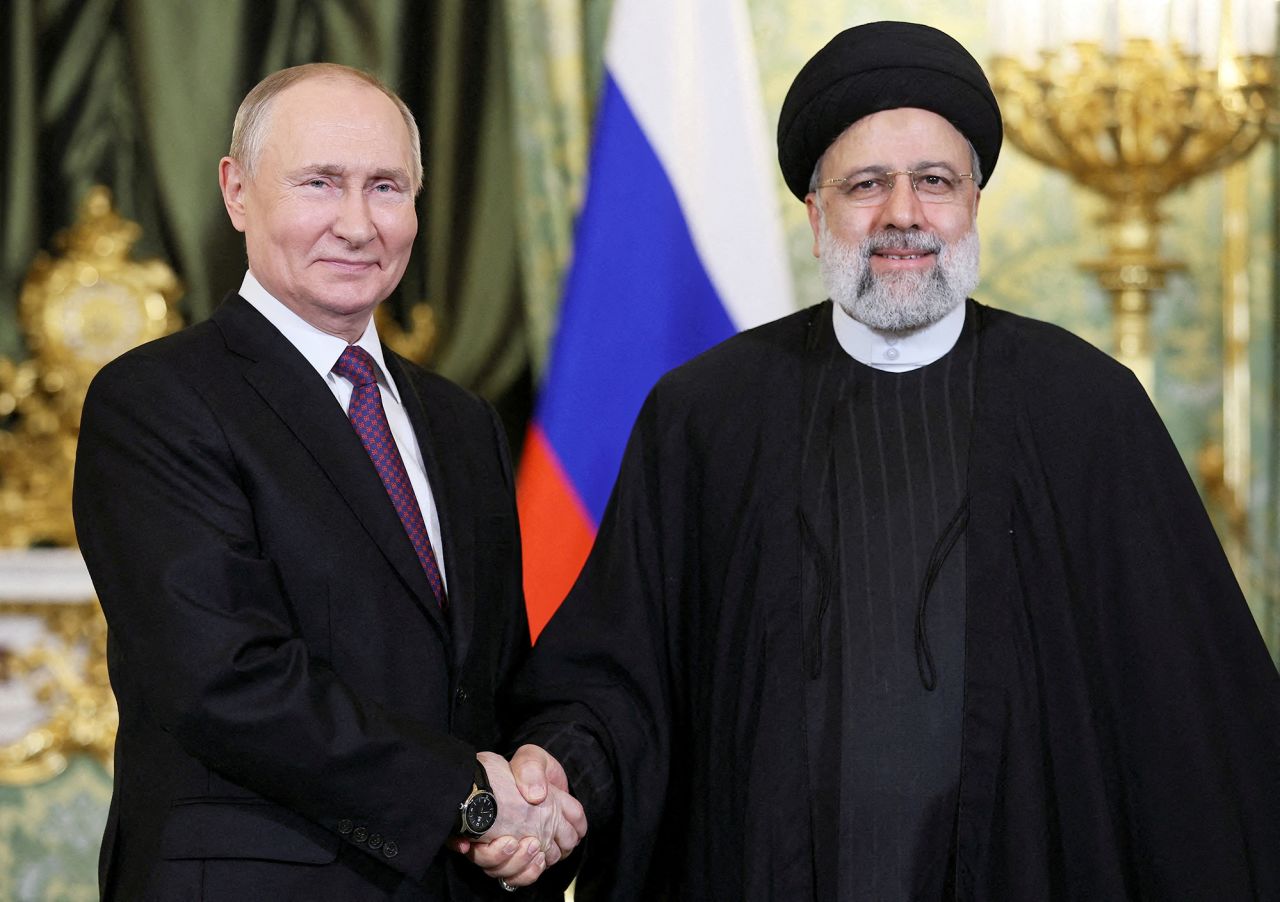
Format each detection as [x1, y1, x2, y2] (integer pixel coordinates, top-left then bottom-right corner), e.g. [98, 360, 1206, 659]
[818, 220, 981, 334]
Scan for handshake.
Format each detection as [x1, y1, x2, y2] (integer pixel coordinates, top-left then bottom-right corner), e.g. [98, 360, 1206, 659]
[449, 745, 588, 889]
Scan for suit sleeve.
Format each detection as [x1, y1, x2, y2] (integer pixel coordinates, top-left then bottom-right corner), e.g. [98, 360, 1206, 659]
[73, 351, 475, 879]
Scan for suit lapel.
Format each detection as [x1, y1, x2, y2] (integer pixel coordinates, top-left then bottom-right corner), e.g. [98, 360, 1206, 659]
[211, 296, 447, 636]
[388, 352, 477, 673]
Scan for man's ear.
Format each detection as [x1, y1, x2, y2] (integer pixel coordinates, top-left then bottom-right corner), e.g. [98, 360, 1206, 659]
[219, 157, 249, 233]
[805, 194, 823, 258]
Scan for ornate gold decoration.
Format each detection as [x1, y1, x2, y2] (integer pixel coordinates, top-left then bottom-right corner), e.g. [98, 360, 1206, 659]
[0, 186, 182, 546]
[1199, 156, 1256, 572]
[990, 36, 1275, 389]
[375, 301, 439, 364]
[0, 601, 115, 785]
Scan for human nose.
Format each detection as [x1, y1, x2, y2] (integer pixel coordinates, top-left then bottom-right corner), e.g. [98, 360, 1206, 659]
[333, 190, 375, 245]
[874, 172, 926, 230]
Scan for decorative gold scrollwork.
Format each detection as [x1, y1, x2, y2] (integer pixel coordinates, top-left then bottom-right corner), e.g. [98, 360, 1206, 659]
[0, 187, 179, 784]
[375, 300, 438, 364]
[1, 186, 183, 547]
[0, 601, 115, 785]
[990, 41, 1275, 392]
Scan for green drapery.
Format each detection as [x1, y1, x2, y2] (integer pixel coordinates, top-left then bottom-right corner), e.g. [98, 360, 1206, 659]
[503, 0, 612, 377]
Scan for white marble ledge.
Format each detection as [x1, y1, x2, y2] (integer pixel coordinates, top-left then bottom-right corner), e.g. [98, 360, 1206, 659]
[0, 547, 97, 603]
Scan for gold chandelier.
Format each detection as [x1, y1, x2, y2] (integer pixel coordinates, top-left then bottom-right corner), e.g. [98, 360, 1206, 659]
[988, 0, 1276, 389]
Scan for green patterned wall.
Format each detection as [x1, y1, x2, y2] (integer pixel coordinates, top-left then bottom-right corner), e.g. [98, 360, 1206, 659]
[0, 758, 109, 899]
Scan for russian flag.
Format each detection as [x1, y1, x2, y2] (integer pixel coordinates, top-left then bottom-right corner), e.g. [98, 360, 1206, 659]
[516, 0, 794, 639]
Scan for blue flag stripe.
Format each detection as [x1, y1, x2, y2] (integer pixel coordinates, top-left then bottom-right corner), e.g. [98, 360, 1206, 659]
[538, 72, 736, 523]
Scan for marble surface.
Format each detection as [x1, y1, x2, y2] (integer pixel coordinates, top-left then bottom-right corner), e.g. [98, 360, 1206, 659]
[0, 548, 95, 603]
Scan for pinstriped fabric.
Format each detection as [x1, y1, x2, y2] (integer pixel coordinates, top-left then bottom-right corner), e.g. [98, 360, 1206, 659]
[803, 307, 978, 901]
[333, 345, 446, 607]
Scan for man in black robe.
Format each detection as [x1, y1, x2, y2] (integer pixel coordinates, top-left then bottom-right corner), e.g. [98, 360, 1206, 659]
[470, 21, 1280, 900]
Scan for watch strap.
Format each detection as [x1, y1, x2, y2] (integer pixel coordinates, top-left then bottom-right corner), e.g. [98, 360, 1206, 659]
[472, 759, 492, 794]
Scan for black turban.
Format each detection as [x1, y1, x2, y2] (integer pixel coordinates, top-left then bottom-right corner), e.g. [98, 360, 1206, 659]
[777, 21, 1002, 200]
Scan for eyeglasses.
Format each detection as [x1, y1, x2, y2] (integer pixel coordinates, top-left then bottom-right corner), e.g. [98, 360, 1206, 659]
[815, 169, 976, 206]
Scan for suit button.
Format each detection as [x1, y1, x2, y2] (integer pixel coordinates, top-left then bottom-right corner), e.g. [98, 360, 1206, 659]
[382, 840, 399, 859]
[352, 826, 368, 844]
[455, 686, 468, 703]
[367, 833, 383, 849]
[337, 819, 353, 835]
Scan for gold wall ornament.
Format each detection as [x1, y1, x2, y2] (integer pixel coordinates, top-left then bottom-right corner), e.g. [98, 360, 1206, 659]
[0, 186, 182, 547]
[1198, 156, 1258, 582]
[375, 301, 439, 364]
[0, 550, 113, 787]
[988, 7, 1276, 391]
[0, 599, 115, 785]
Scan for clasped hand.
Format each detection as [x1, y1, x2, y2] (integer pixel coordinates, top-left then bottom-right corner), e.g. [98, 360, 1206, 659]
[450, 745, 587, 888]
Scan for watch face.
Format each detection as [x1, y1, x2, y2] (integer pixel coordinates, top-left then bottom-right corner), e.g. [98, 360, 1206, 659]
[465, 792, 497, 834]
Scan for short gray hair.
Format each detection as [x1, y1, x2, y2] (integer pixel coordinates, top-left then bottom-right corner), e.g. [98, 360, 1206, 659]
[229, 63, 423, 194]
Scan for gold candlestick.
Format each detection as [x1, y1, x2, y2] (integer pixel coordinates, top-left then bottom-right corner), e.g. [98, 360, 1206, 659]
[990, 40, 1274, 389]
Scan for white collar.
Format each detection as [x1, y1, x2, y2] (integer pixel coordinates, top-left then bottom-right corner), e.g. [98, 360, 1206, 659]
[238, 271, 399, 402]
[830, 299, 966, 372]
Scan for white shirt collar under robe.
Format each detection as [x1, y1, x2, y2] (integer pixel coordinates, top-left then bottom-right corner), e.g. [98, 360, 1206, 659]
[830, 298, 966, 372]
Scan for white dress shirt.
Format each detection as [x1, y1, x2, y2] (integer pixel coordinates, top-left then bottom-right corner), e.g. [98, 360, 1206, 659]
[831, 298, 966, 372]
[239, 271, 447, 590]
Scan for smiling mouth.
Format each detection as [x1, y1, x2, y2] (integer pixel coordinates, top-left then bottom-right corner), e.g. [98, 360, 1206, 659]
[874, 250, 936, 261]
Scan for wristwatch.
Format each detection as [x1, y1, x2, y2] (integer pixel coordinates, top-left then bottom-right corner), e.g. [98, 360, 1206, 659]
[457, 760, 499, 837]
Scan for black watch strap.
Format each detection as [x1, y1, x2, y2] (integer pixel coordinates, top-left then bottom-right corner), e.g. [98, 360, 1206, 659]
[472, 759, 492, 793]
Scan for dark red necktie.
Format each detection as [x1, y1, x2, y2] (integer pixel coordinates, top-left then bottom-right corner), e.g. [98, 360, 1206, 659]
[333, 345, 446, 606]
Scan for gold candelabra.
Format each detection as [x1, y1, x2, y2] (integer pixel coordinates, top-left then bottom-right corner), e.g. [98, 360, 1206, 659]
[990, 39, 1275, 388]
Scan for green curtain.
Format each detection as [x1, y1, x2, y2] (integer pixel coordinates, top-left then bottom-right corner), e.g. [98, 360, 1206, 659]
[503, 0, 612, 379]
[2, 0, 528, 424]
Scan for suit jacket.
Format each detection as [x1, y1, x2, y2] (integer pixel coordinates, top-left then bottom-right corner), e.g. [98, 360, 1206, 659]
[73, 295, 541, 900]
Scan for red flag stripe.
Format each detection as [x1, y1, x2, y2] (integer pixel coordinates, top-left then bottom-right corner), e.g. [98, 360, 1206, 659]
[516, 426, 597, 641]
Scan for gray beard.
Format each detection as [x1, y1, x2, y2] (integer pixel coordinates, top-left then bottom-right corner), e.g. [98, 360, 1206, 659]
[818, 222, 980, 334]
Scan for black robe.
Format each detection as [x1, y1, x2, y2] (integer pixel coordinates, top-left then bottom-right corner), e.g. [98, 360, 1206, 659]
[514, 301, 1280, 900]
[801, 308, 975, 901]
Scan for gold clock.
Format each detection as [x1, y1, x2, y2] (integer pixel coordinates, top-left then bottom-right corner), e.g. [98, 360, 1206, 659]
[1, 186, 182, 546]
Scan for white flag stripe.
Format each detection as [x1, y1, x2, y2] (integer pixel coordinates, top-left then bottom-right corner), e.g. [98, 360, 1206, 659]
[605, 0, 793, 330]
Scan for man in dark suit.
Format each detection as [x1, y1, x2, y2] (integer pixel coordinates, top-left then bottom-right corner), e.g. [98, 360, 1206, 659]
[73, 63, 583, 900]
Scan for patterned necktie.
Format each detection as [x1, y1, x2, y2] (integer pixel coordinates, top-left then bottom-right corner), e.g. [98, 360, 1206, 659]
[333, 345, 446, 606]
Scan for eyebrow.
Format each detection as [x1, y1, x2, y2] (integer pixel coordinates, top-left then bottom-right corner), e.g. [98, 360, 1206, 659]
[292, 164, 411, 186]
[843, 160, 964, 177]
